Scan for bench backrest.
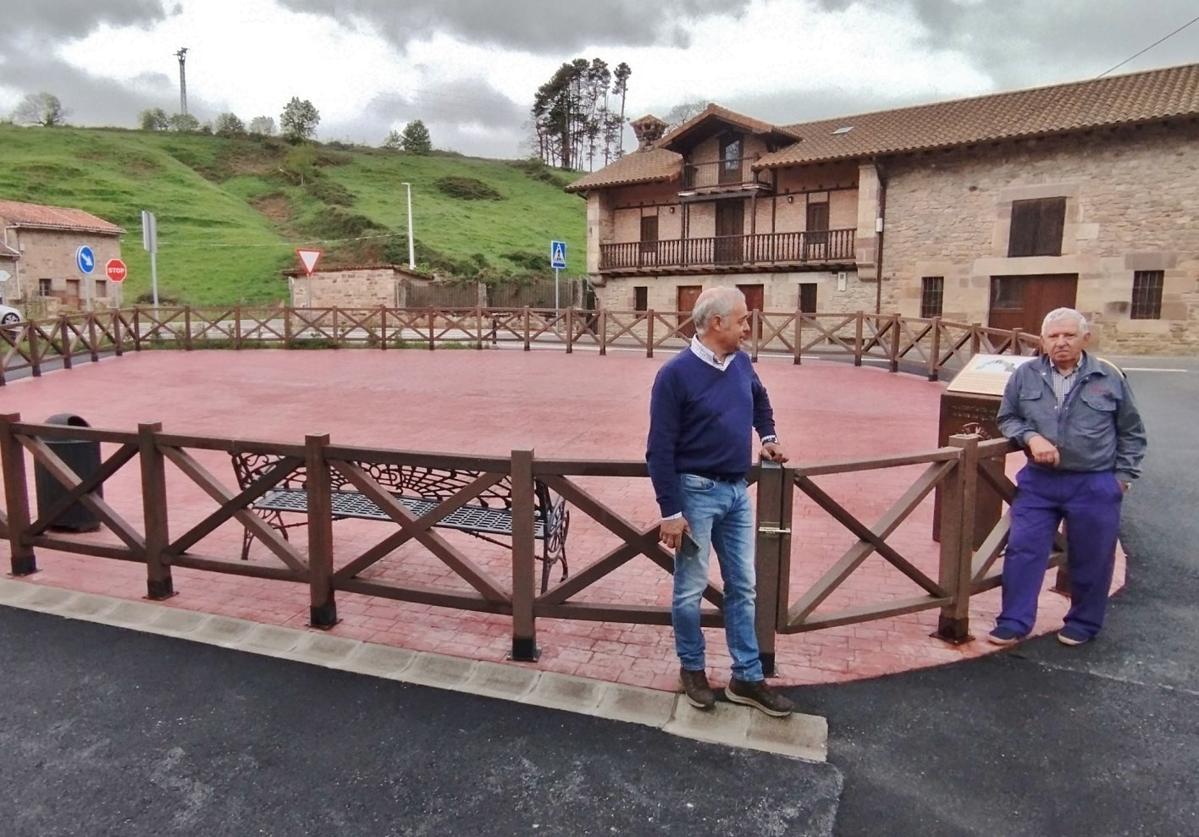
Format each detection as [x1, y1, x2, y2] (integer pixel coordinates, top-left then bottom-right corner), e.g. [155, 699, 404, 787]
[231, 451, 560, 518]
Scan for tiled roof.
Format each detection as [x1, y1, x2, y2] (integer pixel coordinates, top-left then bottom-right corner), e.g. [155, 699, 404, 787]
[657, 103, 803, 149]
[759, 62, 1199, 168]
[0, 199, 125, 235]
[568, 63, 1199, 191]
[565, 147, 681, 192]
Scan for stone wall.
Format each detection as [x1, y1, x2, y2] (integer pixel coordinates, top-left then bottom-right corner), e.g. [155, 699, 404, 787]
[290, 268, 401, 308]
[882, 122, 1199, 353]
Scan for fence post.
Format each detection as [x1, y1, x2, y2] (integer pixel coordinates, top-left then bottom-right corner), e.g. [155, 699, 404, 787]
[285, 306, 294, 349]
[750, 309, 760, 362]
[565, 307, 574, 354]
[132, 306, 143, 351]
[646, 310, 655, 359]
[0, 413, 37, 576]
[138, 422, 174, 600]
[1010, 328, 1023, 355]
[598, 309, 608, 356]
[112, 311, 123, 357]
[474, 305, 484, 349]
[427, 309, 435, 351]
[184, 306, 194, 351]
[88, 313, 100, 363]
[378, 305, 387, 350]
[754, 461, 790, 677]
[936, 434, 978, 643]
[853, 311, 864, 366]
[29, 323, 41, 377]
[522, 307, 531, 351]
[889, 314, 901, 373]
[793, 310, 802, 365]
[234, 305, 243, 350]
[59, 317, 72, 370]
[510, 449, 539, 661]
[970, 323, 981, 356]
[927, 317, 942, 381]
[306, 433, 338, 628]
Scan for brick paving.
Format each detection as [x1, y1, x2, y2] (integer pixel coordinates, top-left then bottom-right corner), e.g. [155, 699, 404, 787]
[0, 349, 1123, 692]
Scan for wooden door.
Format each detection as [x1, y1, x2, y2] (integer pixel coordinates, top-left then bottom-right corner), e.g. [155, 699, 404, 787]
[639, 215, 659, 267]
[804, 201, 829, 259]
[988, 275, 1078, 334]
[715, 201, 744, 264]
[64, 279, 81, 309]
[737, 283, 764, 339]
[677, 285, 702, 338]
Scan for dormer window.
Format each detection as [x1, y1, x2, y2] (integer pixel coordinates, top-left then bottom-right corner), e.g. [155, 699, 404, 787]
[832, 126, 853, 135]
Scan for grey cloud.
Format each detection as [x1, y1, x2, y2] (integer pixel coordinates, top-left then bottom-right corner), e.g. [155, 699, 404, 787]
[1, 0, 167, 44]
[813, 0, 1199, 86]
[278, 0, 751, 53]
[365, 78, 525, 130]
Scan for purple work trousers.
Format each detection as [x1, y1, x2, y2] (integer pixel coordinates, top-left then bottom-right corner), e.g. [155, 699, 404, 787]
[997, 465, 1124, 639]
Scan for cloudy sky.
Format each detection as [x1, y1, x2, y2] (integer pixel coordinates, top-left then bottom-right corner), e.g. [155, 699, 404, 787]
[1, 0, 1196, 161]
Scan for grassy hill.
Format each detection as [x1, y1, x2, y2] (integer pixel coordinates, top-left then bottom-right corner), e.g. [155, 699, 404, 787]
[0, 125, 586, 306]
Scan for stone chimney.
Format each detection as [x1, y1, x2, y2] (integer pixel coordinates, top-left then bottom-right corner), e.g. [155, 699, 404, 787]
[631, 115, 668, 150]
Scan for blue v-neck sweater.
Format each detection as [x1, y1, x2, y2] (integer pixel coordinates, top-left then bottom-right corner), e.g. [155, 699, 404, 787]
[646, 349, 776, 517]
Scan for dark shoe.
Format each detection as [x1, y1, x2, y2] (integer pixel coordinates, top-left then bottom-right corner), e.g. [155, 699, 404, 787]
[680, 668, 715, 711]
[987, 626, 1025, 647]
[725, 678, 795, 718]
[1057, 625, 1092, 646]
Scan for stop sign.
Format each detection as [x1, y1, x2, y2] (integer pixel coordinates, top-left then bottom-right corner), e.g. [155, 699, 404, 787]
[105, 258, 128, 283]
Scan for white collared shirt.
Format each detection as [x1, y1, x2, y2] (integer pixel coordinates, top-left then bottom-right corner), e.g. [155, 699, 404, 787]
[689, 335, 733, 371]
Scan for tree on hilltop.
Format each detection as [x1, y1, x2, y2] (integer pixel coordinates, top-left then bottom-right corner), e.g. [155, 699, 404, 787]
[400, 120, 432, 154]
[139, 107, 169, 131]
[13, 92, 67, 127]
[281, 97, 320, 142]
[248, 115, 276, 136]
[168, 113, 200, 132]
[214, 112, 246, 136]
[382, 129, 402, 150]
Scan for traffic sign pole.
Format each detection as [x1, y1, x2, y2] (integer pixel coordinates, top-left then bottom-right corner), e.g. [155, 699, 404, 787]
[554, 267, 560, 313]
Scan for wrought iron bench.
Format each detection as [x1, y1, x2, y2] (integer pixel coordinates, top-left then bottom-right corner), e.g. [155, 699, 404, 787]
[232, 452, 570, 592]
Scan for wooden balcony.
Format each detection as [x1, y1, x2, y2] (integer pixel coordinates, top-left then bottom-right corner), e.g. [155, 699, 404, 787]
[599, 229, 856, 273]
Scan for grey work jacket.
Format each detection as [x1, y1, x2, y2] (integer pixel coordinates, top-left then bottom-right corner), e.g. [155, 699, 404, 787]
[996, 352, 1147, 482]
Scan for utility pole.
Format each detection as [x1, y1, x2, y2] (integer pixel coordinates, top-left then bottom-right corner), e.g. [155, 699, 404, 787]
[401, 182, 415, 269]
[175, 47, 189, 116]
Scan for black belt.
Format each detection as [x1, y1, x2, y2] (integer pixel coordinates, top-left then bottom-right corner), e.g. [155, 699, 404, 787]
[688, 472, 743, 483]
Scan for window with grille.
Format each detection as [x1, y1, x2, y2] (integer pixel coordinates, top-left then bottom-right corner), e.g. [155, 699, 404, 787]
[38, 278, 52, 296]
[921, 276, 944, 319]
[1008, 197, 1066, 257]
[633, 286, 648, 312]
[1131, 271, 1163, 319]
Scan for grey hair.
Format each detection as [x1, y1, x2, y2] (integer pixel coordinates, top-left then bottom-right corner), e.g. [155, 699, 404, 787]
[1041, 307, 1089, 335]
[692, 287, 746, 334]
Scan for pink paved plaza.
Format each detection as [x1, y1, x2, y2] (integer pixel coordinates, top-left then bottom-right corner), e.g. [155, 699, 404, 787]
[1, 348, 1119, 691]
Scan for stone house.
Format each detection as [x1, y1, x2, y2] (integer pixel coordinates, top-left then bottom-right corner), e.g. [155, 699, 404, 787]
[285, 264, 457, 308]
[0, 199, 126, 312]
[567, 63, 1199, 352]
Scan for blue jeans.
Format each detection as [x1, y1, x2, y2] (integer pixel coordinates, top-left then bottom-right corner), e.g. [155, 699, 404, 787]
[998, 466, 1123, 638]
[672, 473, 763, 681]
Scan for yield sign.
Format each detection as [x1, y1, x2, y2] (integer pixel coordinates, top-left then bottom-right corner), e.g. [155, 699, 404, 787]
[296, 248, 322, 276]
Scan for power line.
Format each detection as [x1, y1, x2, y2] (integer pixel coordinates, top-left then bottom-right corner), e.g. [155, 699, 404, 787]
[1096, 12, 1199, 78]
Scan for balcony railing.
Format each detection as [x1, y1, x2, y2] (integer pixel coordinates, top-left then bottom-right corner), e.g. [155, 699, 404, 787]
[599, 229, 856, 271]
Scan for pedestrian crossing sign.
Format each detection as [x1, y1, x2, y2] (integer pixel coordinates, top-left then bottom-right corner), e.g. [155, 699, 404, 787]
[550, 240, 567, 269]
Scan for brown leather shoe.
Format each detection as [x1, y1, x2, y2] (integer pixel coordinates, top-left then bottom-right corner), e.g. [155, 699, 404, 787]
[679, 668, 716, 710]
[725, 677, 795, 717]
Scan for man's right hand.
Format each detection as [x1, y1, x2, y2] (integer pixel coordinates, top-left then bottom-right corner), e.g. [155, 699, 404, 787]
[1027, 434, 1060, 467]
[658, 516, 690, 551]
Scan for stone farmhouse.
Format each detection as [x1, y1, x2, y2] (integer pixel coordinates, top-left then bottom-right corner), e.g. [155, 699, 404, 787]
[0, 199, 125, 312]
[567, 63, 1199, 352]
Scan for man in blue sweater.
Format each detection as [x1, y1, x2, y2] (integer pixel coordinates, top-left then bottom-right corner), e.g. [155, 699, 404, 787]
[647, 287, 795, 717]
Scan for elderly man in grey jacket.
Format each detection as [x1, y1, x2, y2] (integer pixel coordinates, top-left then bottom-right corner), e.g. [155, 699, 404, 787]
[989, 307, 1147, 648]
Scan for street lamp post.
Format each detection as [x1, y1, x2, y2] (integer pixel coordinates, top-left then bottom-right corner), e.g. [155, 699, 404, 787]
[401, 182, 415, 269]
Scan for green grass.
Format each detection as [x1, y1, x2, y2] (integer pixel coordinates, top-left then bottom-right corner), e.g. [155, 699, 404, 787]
[0, 125, 587, 306]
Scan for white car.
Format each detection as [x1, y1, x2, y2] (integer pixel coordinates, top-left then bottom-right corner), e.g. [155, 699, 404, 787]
[0, 304, 22, 325]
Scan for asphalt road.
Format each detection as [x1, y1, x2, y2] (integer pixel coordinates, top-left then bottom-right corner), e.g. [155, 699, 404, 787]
[0, 356, 1194, 836]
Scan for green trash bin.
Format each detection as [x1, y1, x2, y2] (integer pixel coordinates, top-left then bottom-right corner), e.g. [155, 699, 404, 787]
[35, 413, 102, 533]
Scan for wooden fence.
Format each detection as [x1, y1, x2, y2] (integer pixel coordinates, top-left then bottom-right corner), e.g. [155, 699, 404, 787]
[0, 306, 1042, 386]
[0, 414, 1057, 670]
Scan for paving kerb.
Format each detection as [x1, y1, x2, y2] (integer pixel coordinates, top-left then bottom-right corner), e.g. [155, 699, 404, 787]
[0, 575, 828, 761]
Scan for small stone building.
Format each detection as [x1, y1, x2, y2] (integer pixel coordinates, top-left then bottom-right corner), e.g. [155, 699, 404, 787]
[285, 264, 455, 308]
[0, 199, 125, 312]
